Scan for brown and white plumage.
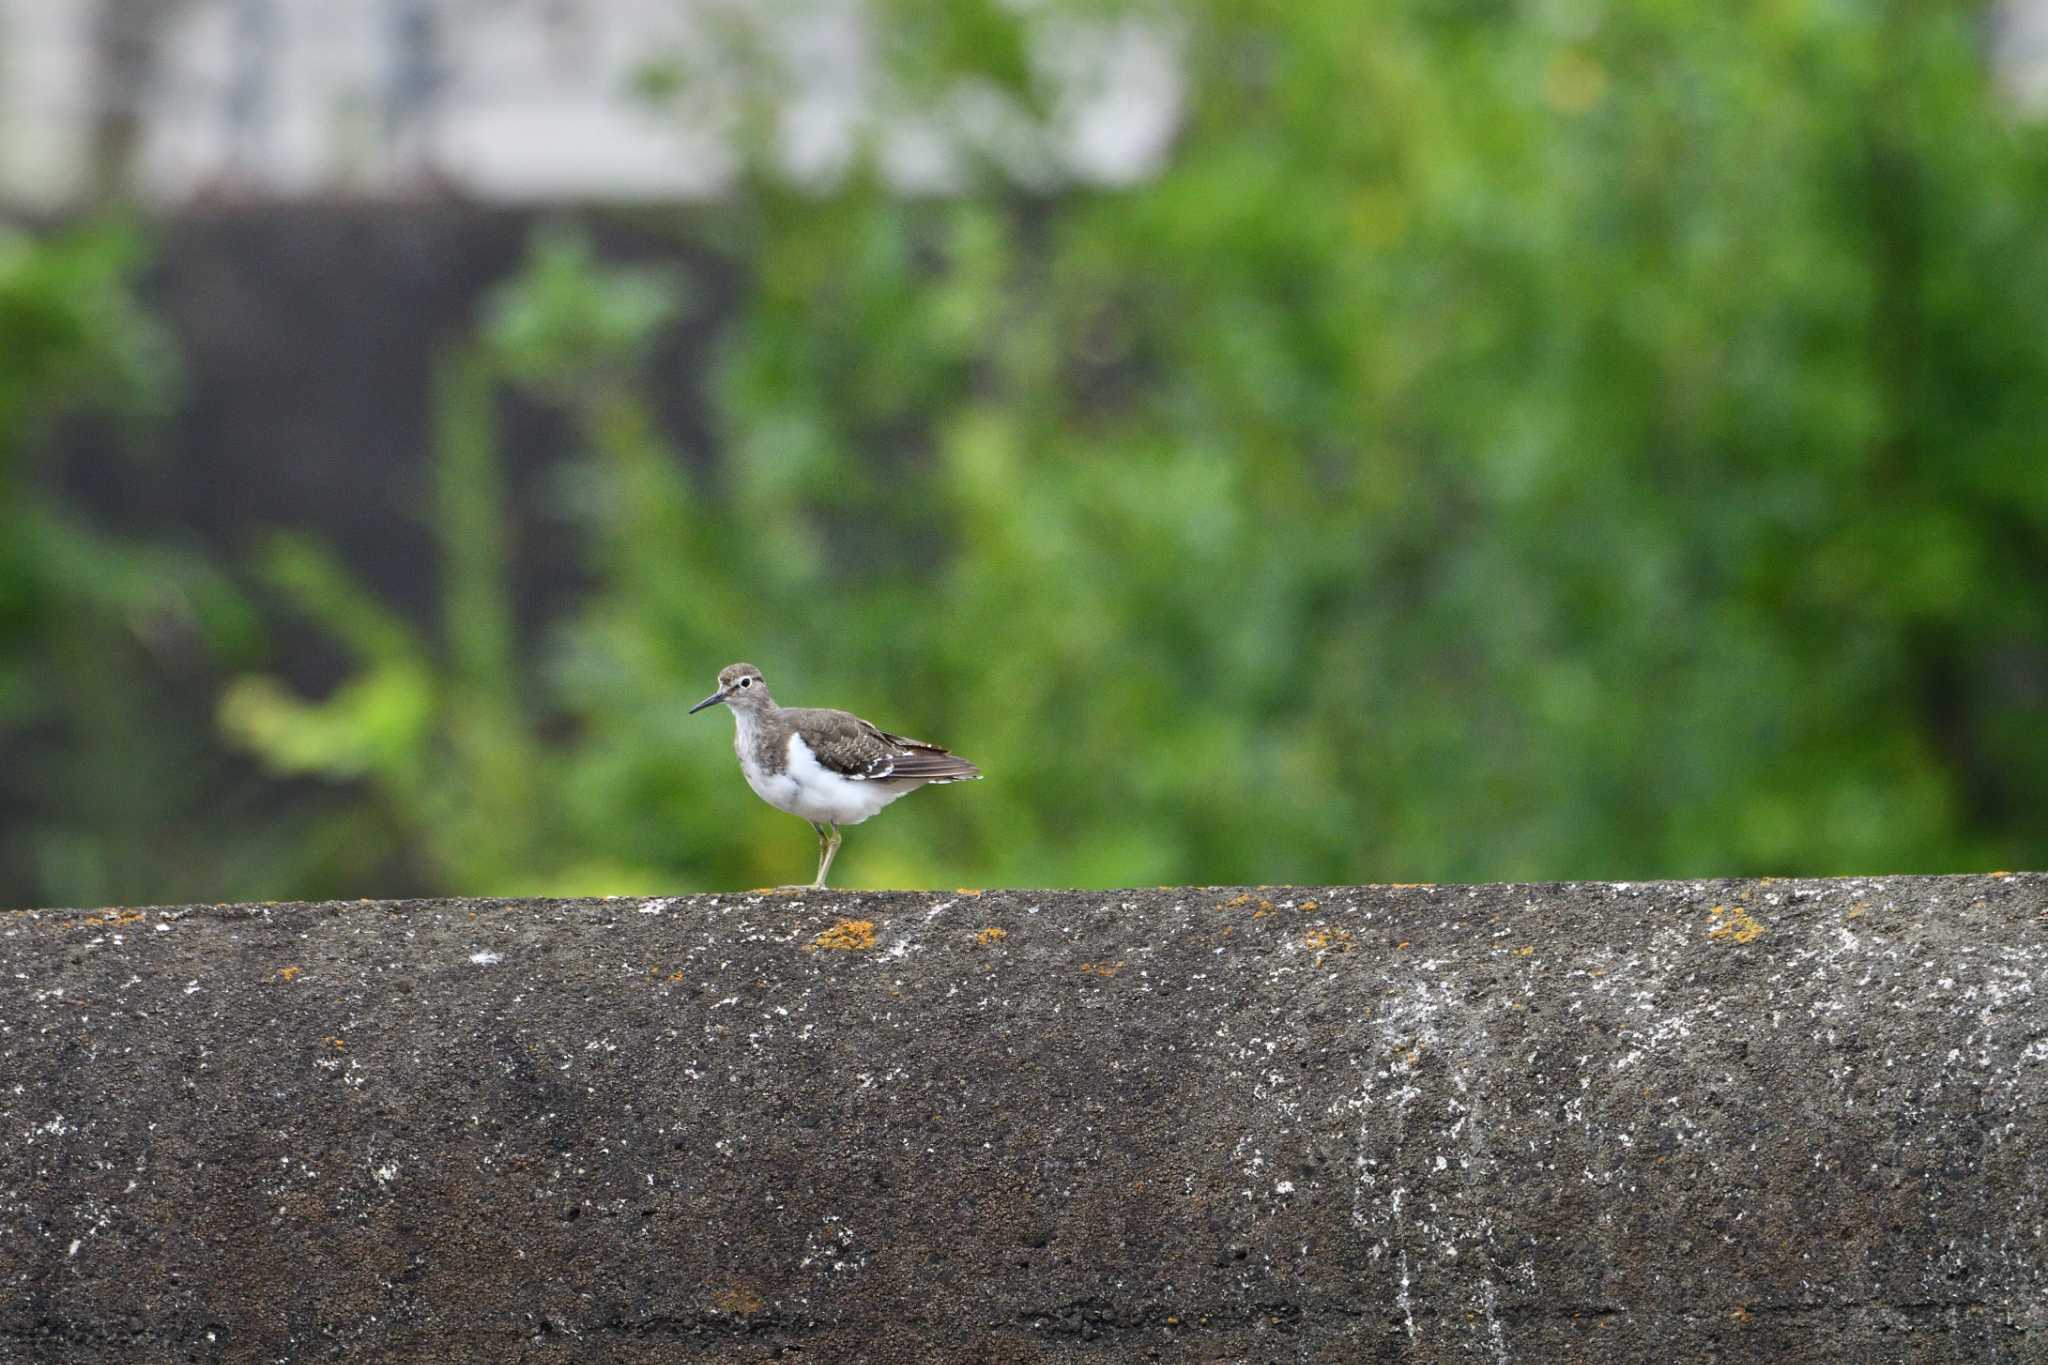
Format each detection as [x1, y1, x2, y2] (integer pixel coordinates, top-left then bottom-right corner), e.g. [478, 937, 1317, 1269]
[777, 707, 982, 784]
[689, 663, 981, 888]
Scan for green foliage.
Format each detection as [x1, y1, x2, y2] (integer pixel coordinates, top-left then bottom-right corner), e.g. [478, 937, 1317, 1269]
[12, 0, 2048, 905]
[0, 224, 268, 908]
[239, 0, 2045, 894]
[626, 0, 2046, 886]
[220, 239, 709, 892]
[0, 225, 176, 444]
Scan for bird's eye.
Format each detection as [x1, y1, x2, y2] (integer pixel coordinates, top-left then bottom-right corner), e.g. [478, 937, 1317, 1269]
[739, 677, 752, 687]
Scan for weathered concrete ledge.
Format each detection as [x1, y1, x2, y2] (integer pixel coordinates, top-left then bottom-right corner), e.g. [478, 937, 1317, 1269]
[3, 875, 2044, 1362]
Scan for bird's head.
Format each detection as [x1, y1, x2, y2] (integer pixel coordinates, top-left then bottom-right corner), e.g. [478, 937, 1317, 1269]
[689, 662, 771, 715]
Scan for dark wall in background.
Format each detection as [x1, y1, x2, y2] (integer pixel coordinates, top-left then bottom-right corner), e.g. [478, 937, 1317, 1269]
[56, 204, 736, 691]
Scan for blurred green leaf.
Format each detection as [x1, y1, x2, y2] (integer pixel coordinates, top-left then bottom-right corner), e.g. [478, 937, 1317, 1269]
[483, 228, 684, 399]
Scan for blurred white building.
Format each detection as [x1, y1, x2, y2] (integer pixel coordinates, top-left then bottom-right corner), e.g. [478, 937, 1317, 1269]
[0, 0, 1183, 209]
[6, 0, 2044, 212]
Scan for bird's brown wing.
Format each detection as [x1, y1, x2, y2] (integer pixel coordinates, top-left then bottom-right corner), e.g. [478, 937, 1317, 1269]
[788, 708, 983, 783]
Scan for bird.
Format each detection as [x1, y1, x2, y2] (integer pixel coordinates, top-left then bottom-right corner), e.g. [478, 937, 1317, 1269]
[689, 662, 982, 890]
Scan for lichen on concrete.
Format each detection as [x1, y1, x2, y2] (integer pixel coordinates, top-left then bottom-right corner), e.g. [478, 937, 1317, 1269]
[809, 917, 878, 952]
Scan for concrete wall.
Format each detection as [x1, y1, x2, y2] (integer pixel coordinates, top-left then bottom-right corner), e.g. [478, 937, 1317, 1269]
[3, 874, 2044, 1362]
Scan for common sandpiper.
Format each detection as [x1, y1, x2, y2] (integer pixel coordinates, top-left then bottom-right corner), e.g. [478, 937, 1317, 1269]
[689, 662, 982, 889]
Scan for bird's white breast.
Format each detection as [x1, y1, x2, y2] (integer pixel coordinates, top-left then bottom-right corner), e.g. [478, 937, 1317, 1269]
[735, 720, 915, 827]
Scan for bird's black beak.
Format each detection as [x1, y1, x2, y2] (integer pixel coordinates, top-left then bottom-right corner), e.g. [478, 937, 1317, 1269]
[688, 688, 729, 715]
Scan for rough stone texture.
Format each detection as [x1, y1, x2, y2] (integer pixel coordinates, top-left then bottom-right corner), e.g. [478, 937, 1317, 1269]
[3, 875, 2045, 1363]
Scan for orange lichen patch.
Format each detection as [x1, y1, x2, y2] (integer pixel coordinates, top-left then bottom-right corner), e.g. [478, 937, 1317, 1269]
[1303, 927, 1355, 956]
[1389, 883, 1434, 890]
[955, 888, 984, 897]
[1220, 893, 1255, 909]
[1395, 940, 1411, 950]
[711, 1286, 765, 1315]
[1845, 902, 1867, 919]
[975, 927, 1008, 947]
[1991, 870, 2012, 879]
[808, 918, 877, 952]
[668, 971, 685, 984]
[1299, 898, 1319, 913]
[36, 907, 148, 932]
[319, 1035, 346, 1052]
[1080, 961, 1125, 978]
[1515, 946, 1535, 957]
[1729, 1305, 1754, 1324]
[1707, 905, 1766, 944]
[276, 965, 303, 983]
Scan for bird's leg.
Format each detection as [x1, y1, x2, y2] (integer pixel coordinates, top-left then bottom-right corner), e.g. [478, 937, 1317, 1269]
[813, 823, 843, 889]
[808, 821, 831, 888]
[762, 825, 834, 895]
